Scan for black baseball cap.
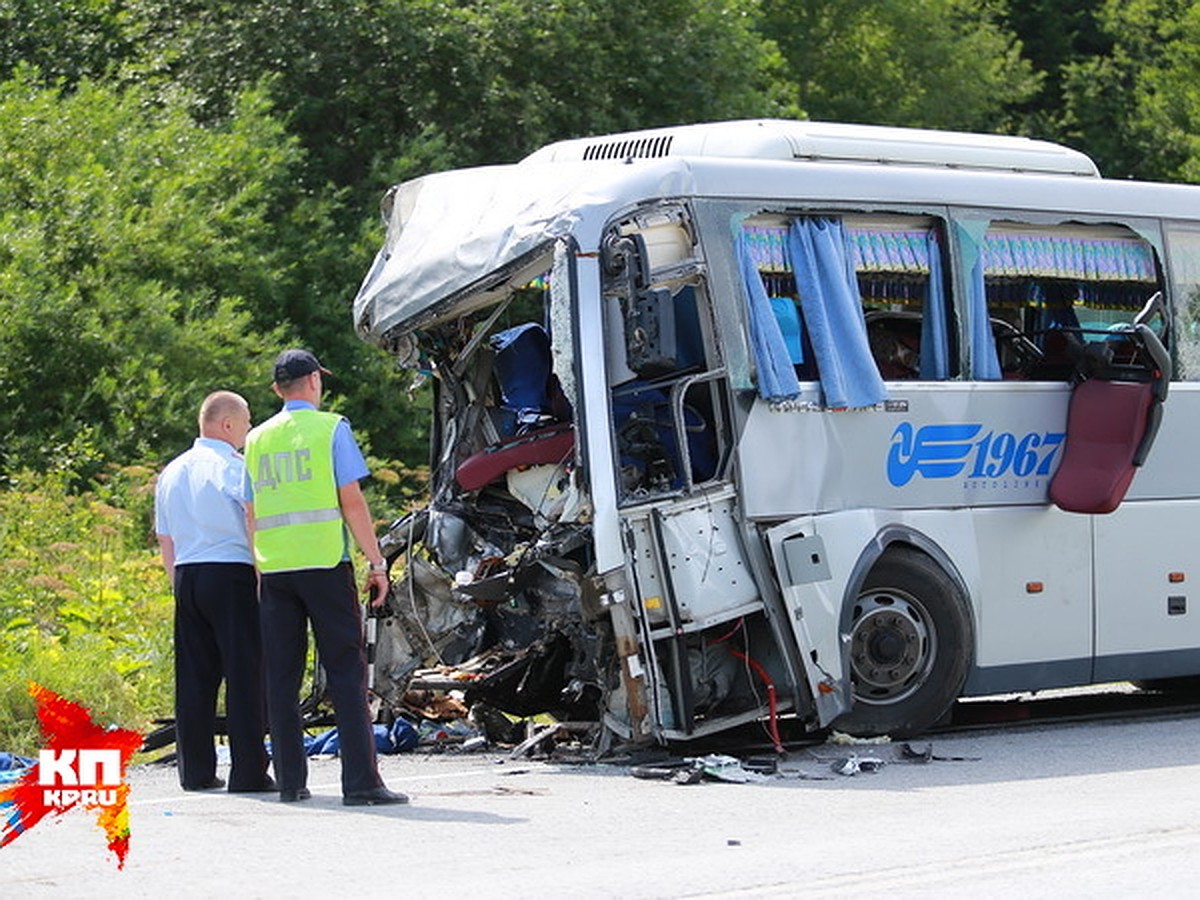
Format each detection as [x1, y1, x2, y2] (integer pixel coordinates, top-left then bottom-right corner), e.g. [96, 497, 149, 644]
[273, 349, 331, 383]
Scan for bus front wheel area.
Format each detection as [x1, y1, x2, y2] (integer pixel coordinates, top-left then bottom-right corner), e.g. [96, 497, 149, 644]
[834, 547, 973, 739]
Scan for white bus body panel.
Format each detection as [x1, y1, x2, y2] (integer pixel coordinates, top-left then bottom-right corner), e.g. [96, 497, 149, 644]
[767, 504, 1092, 697]
[1095, 502, 1200, 661]
[745, 382, 1200, 689]
[738, 382, 1074, 518]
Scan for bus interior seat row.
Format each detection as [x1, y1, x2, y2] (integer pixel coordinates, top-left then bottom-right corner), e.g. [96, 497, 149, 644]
[454, 321, 576, 493]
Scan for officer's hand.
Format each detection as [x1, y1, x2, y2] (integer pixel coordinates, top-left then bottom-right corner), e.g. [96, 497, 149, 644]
[365, 569, 390, 609]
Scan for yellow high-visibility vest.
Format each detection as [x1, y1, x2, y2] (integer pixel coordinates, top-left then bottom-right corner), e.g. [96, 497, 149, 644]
[245, 408, 344, 572]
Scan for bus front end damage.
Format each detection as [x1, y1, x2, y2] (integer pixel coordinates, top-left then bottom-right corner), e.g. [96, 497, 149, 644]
[351, 163, 648, 742]
[372, 498, 607, 727]
[363, 306, 643, 744]
[352, 162, 842, 750]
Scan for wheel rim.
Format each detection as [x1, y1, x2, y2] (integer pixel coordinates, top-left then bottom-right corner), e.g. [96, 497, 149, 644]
[848, 588, 935, 705]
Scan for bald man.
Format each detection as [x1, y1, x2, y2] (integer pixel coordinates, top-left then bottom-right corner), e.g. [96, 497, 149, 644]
[155, 391, 272, 793]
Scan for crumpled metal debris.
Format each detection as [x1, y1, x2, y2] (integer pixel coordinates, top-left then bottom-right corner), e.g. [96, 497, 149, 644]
[829, 754, 887, 776]
[899, 742, 980, 762]
[628, 740, 980, 785]
[815, 741, 980, 773]
[689, 754, 770, 783]
[416, 717, 478, 747]
[630, 754, 770, 784]
[403, 689, 471, 721]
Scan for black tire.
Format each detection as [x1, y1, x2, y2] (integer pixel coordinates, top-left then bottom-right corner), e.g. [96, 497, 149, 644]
[833, 547, 973, 739]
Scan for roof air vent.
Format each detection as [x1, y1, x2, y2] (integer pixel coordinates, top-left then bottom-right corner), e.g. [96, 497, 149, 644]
[582, 134, 674, 161]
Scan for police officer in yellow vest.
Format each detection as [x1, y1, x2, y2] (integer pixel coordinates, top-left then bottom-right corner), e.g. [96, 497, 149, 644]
[244, 349, 406, 806]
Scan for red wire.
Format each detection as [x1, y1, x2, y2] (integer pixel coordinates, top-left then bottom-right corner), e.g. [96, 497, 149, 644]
[711, 618, 784, 754]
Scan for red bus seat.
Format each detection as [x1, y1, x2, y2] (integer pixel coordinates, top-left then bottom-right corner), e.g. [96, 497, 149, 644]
[455, 423, 574, 492]
[1048, 379, 1155, 514]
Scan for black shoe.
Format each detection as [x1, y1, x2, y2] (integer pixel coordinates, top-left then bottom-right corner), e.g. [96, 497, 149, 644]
[342, 786, 409, 807]
[279, 787, 311, 803]
[182, 776, 226, 791]
[230, 776, 277, 793]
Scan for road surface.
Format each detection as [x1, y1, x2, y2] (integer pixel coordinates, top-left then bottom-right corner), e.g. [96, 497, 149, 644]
[4, 710, 1200, 897]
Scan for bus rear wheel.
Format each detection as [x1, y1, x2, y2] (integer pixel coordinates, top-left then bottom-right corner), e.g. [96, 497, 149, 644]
[833, 547, 972, 739]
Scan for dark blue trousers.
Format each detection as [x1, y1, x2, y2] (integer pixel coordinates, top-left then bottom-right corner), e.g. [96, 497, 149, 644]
[174, 562, 270, 791]
[259, 563, 383, 796]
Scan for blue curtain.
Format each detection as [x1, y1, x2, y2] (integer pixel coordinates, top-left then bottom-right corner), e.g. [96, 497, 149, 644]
[920, 229, 950, 379]
[968, 256, 1003, 379]
[788, 219, 887, 409]
[738, 230, 801, 403]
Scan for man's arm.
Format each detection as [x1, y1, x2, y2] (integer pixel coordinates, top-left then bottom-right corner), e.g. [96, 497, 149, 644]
[157, 534, 176, 581]
[242, 501, 262, 592]
[337, 480, 389, 607]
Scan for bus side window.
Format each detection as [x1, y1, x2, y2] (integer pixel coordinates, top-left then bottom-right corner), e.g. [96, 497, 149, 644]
[978, 224, 1163, 380]
[1166, 227, 1200, 380]
[741, 216, 949, 389]
[850, 219, 950, 381]
[864, 310, 922, 379]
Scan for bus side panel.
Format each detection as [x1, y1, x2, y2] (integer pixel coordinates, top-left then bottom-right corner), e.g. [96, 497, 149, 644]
[1116, 385, 1200, 501]
[767, 505, 1094, 709]
[1094, 500, 1200, 680]
[765, 514, 847, 726]
[966, 506, 1092, 672]
[737, 383, 1071, 520]
[1090, 385, 1200, 680]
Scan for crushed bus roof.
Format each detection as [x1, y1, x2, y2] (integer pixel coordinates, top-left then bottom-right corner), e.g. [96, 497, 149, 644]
[352, 160, 694, 342]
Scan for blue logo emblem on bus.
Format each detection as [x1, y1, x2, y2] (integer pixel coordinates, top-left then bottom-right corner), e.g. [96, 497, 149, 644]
[888, 422, 1065, 487]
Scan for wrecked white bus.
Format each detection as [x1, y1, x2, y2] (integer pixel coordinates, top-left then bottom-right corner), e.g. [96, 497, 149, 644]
[352, 119, 1198, 747]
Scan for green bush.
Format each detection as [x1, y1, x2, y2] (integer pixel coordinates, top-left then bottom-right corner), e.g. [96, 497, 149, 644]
[0, 468, 172, 753]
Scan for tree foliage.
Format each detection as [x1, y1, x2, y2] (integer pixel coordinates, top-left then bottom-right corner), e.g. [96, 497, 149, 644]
[761, 0, 1039, 131]
[0, 69, 293, 475]
[0, 0, 134, 86]
[1057, 0, 1200, 181]
[0, 467, 172, 751]
[5, 0, 1200, 486]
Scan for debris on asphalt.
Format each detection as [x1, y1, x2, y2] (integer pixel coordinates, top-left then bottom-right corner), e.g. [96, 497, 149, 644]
[630, 754, 770, 785]
[828, 754, 887, 776]
[828, 730, 892, 746]
[627, 740, 980, 785]
[899, 742, 981, 762]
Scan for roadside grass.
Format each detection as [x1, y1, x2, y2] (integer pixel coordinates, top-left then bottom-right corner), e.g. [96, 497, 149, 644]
[0, 462, 419, 756]
[0, 468, 173, 754]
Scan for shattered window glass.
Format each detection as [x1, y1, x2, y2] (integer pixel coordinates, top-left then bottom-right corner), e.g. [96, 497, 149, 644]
[1168, 227, 1200, 380]
[549, 240, 578, 409]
